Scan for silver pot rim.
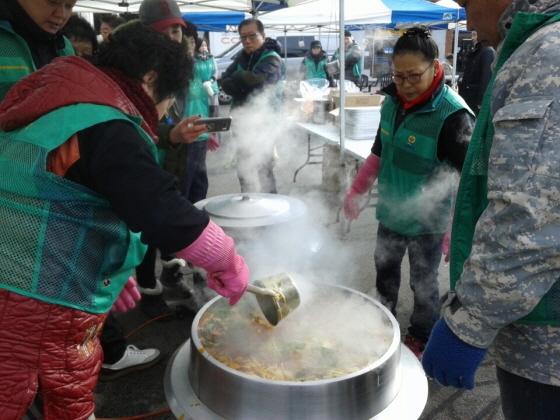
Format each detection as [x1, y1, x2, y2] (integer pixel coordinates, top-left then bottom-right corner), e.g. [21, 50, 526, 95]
[190, 283, 401, 385]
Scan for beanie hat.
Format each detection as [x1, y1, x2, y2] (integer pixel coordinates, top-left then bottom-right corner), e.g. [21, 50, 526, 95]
[139, 0, 186, 32]
[344, 30, 352, 38]
[310, 40, 322, 49]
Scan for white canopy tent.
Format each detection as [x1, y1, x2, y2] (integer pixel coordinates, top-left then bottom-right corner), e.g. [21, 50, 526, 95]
[260, 0, 390, 32]
[261, 0, 465, 85]
[260, 0, 464, 31]
[73, 0, 314, 14]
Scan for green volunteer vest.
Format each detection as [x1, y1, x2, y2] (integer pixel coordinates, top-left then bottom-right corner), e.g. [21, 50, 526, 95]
[0, 20, 74, 102]
[450, 11, 560, 325]
[0, 104, 156, 313]
[303, 56, 328, 80]
[185, 58, 214, 141]
[233, 49, 284, 108]
[377, 85, 471, 235]
[333, 44, 363, 79]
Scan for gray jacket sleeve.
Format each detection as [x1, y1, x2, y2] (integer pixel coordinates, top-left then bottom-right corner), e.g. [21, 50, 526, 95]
[345, 44, 362, 68]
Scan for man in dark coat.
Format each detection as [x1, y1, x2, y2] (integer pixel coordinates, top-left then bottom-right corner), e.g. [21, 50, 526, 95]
[220, 18, 284, 194]
[458, 30, 495, 115]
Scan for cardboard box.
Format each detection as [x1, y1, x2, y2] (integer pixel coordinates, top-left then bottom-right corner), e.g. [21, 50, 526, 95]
[329, 92, 383, 108]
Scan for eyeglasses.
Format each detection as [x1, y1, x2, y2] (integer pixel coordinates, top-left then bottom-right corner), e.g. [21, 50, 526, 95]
[239, 33, 261, 42]
[392, 64, 432, 85]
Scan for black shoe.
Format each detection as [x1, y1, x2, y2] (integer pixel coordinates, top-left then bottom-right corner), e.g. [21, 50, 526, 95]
[160, 258, 195, 298]
[192, 270, 206, 285]
[138, 293, 172, 320]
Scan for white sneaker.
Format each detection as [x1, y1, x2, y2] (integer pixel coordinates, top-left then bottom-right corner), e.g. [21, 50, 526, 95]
[99, 345, 161, 382]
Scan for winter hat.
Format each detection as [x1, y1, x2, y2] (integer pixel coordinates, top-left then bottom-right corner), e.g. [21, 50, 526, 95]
[344, 30, 352, 38]
[139, 0, 186, 32]
[310, 40, 322, 49]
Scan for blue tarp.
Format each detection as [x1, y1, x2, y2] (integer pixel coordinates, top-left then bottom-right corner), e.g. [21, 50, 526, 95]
[385, 0, 465, 22]
[182, 0, 293, 31]
[182, 11, 249, 31]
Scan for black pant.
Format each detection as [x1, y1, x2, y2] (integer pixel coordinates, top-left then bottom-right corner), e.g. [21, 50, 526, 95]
[183, 140, 209, 204]
[100, 313, 126, 365]
[374, 223, 443, 342]
[135, 245, 175, 289]
[497, 366, 560, 420]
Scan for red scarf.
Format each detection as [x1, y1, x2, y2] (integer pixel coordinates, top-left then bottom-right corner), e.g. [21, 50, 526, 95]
[397, 60, 443, 110]
[98, 67, 160, 137]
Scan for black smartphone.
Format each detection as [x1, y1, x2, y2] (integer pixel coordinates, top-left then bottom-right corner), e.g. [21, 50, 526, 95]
[194, 116, 232, 132]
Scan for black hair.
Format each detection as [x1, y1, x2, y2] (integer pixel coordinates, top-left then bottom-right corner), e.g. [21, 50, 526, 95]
[393, 26, 439, 62]
[238, 18, 265, 36]
[182, 19, 198, 40]
[94, 21, 192, 103]
[195, 37, 208, 53]
[101, 14, 126, 30]
[61, 15, 99, 57]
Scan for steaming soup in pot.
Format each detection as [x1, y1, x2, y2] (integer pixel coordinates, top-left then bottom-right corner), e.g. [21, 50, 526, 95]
[197, 286, 394, 382]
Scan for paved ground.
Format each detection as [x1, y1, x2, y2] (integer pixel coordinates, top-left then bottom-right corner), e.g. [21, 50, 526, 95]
[93, 107, 504, 420]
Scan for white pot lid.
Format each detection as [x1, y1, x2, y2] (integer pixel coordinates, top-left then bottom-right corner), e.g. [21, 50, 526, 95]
[194, 193, 307, 229]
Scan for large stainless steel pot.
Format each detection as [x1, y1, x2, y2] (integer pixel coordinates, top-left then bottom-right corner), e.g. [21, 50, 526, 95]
[185, 285, 402, 420]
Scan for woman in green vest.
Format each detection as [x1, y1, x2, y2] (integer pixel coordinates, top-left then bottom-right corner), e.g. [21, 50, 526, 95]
[182, 37, 219, 204]
[0, 21, 249, 419]
[299, 40, 330, 82]
[0, 0, 75, 101]
[343, 26, 474, 359]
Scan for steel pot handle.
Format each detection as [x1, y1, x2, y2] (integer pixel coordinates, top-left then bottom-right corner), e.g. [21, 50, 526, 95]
[246, 284, 278, 297]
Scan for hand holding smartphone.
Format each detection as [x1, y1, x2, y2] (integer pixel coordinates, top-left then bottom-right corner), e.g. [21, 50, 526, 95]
[194, 116, 232, 132]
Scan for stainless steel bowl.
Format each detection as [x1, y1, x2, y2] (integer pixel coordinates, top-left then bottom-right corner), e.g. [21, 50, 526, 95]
[187, 285, 402, 420]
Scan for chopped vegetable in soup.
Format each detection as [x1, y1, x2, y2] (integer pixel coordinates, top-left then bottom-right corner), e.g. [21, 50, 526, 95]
[197, 287, 394, 382]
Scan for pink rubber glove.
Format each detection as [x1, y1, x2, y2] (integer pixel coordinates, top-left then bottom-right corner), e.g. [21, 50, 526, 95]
[111, 276, 141, 313]
[442, 228, 451, 262]
[207, 134, 220, 151]
[343, 154, 381, 220]
[176, 220, 249, 305]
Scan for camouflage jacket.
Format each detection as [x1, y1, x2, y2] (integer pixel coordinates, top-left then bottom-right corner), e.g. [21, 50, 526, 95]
[444, 0, 560, 386]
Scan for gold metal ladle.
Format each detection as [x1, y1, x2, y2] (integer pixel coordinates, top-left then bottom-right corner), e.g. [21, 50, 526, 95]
[246, 273, 300, 326]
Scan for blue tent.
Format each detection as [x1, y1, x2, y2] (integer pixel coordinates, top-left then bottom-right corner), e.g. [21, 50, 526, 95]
[182, 11, 250, 31]
[384, 0, 465, 23]
[181, 0, 297, 31]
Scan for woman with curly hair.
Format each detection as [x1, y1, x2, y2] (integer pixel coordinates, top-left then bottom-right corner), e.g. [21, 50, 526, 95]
[0, 21, 248, 419]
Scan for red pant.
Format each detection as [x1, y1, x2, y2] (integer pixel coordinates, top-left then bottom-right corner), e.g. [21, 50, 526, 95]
[0, 289, 106, 420]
